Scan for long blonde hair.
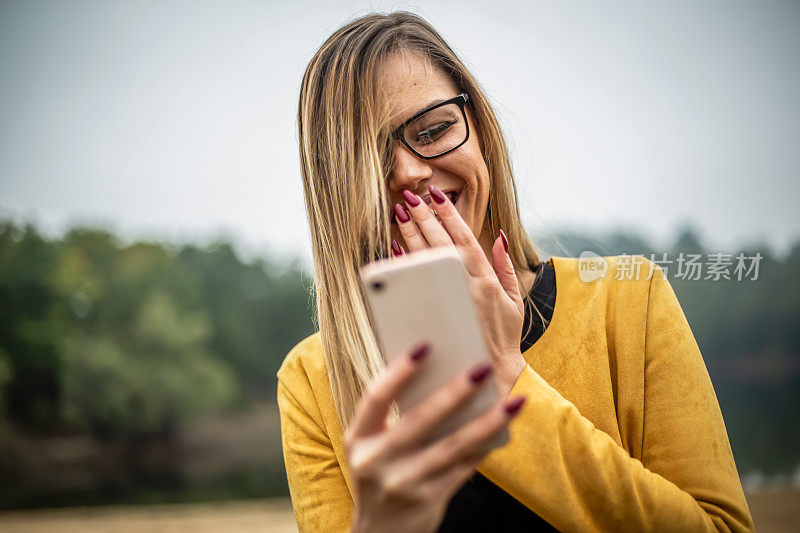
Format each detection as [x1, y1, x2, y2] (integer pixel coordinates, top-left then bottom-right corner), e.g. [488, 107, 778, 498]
[298, 12, 541, 431]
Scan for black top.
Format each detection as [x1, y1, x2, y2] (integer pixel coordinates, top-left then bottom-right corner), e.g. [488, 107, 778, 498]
[437, 258, 560, 532]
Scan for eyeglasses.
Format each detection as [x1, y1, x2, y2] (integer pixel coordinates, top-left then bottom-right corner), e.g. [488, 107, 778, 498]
[389, 93, 471, 160]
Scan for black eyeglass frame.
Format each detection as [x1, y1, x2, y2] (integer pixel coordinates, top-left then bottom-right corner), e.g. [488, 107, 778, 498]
[389, 93, 471, 160]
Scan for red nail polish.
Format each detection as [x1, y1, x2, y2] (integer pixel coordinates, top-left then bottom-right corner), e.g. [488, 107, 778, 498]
[505, 396, 526, 416]
[403, 190, 421, 207]
[391, 239, 403, 257]
[500, 229, 509, 253]
[429, 185, 447, 205]
[394, 203, 410, 223]
[410, 343, 430, 363]
[469, 362, 492, 384]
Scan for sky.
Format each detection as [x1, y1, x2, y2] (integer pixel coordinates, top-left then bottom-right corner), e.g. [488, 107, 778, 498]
[1, 0, 798, 265]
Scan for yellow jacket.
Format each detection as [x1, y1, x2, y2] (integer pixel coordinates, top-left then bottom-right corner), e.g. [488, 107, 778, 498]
[276, 255, 755, 532]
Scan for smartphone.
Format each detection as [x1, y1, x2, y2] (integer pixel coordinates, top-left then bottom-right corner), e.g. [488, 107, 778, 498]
[360, 246, 509, 453]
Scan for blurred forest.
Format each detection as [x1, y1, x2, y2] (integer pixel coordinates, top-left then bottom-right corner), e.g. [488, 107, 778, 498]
[0, 218, 798, 509]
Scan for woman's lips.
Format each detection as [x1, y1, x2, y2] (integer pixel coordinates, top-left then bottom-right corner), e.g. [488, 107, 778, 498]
[389, 189, 461, 225]
[420, 189, 460, 207]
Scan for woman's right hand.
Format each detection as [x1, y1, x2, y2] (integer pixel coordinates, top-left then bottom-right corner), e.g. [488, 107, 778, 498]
[344, 342, 527, 533]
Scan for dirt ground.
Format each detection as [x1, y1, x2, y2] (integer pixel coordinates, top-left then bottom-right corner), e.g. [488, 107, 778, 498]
[0, 498, 298, 533]
[0, 491, 798, 532]
[746, 490, 800, 533]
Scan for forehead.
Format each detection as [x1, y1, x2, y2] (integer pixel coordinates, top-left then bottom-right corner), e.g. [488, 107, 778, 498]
[376, 50, 460, 129]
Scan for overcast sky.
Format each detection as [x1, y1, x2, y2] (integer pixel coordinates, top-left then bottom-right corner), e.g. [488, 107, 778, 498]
[1, 0, 798, 264]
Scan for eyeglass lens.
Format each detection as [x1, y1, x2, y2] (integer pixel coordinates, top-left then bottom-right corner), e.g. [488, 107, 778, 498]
[401, 102, 467, 158]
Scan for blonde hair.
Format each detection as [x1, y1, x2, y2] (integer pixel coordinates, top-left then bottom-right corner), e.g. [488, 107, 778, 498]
[298, 12, 541, 431]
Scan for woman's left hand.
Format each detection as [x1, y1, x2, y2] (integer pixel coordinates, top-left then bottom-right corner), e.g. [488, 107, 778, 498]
[392, 185, 528, 399]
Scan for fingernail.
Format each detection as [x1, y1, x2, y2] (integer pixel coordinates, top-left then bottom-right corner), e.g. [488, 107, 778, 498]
[500, 229, 509, 253]
[394, 203, 410, 223]
[410, 343, 430, 363]
[429, 185, 447, 205]
[469, 362, 492, 384]
[504, 396, 526, 416]
[391, 238, 403, 257]
[403, 189, 421, 207]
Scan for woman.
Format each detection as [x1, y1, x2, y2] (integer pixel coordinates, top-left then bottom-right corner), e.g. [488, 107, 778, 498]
[277, 11, 754, 532]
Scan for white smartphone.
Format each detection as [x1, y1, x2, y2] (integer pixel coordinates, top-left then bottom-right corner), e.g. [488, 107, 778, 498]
[360, 246, 509, 453]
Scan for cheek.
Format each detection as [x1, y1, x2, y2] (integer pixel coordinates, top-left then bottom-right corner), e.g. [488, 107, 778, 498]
[464, 154, 490, 201]
[464, 137, 490, 188]
[465, 157, 491, 228]
[449, 149, 486, 189]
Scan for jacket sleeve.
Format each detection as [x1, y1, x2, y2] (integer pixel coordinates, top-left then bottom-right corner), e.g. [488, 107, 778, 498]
[478, 263, 754, 532]
[277, 376, 354, 532]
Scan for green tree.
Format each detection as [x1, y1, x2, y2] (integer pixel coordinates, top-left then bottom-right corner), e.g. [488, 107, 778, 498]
[59, 289, 237, 437]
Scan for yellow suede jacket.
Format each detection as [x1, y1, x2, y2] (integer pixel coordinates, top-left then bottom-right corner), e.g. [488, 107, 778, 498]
[276, 255, 755, 532]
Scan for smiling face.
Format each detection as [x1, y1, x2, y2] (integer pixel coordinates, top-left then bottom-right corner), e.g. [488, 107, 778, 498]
[377, 50, 492, 249]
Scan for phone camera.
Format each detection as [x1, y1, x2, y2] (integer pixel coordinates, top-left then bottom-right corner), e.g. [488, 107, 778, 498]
[370, 281, 385, 292]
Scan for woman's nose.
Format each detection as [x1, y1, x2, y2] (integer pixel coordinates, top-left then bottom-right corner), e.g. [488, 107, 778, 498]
[387, 141, 433, 193]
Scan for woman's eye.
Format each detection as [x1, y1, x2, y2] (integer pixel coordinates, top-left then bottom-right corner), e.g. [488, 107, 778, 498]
[416, 121, 453, 144]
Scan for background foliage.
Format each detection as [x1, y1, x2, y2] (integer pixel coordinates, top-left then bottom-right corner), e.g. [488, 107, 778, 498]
[0, 219, 797, 508]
